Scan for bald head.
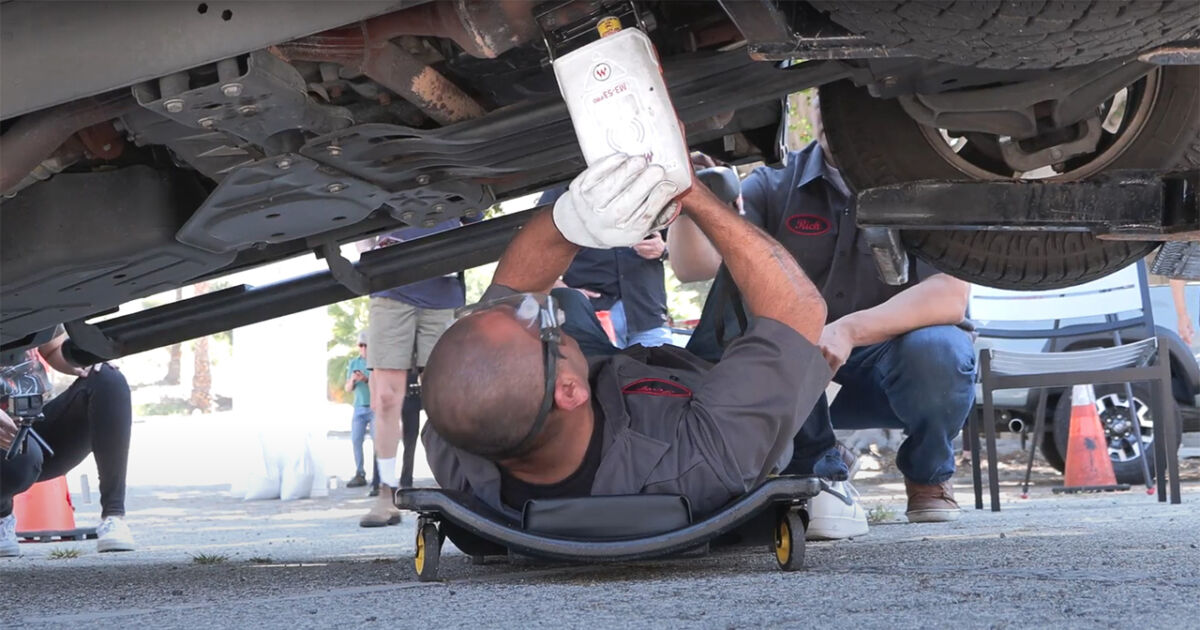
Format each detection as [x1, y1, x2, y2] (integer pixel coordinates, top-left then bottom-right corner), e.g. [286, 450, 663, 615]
[423, 310, 547, 459]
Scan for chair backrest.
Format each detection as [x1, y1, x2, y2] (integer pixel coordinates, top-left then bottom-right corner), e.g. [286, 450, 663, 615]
[969, 261, 1153, 340]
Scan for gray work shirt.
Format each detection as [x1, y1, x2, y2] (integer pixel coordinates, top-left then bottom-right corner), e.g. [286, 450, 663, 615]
[422, 288, 831, 520]
[689, 142, 938, 361]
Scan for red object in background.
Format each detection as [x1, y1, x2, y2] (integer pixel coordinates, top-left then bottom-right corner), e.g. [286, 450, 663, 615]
[595, 310, 618, 344]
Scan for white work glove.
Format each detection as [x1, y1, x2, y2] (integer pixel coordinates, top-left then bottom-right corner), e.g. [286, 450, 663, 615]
[552, 153, 681, 249]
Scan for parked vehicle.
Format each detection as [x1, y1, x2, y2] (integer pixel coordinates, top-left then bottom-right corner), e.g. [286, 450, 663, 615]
[3, 1, 1198, 360]
[973, 280, 1200, 484]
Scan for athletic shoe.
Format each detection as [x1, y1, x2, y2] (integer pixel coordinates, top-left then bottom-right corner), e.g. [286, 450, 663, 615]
[346, 473, 368, 488]
[368, 485, 380, 497]
[359, 485, 401, 527]
[806, 480, 869, 540]
[905, 479, 962, 523]
[96, 516, 137, 552]
[0, 514, 20, 557]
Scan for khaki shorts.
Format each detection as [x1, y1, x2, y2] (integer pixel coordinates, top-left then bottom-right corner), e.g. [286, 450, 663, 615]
[366, 297, 455, 370]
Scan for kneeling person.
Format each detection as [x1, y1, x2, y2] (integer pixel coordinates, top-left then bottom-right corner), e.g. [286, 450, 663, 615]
[421, 155, 830, 517]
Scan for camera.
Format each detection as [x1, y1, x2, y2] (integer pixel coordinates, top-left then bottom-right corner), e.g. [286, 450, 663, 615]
[7, 393, 43, 419]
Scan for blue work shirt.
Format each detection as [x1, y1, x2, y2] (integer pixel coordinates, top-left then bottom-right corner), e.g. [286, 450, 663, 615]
[371, 219, 470, 309]
[688, 142, 937, 361]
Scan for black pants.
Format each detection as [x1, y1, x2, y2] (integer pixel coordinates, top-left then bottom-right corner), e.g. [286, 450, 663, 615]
[0, 366, 132, 519]
[399, 369, 421, 489]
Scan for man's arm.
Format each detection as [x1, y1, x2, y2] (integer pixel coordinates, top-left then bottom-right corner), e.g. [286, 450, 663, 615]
[490, 209, 581, 293]
[665, 213, 722, 283]
[667, 167, 766, 283]
[679, 183, 825, 342]
[818, 274, 969, 371]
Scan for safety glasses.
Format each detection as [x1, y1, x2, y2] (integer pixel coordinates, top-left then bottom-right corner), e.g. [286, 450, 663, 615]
[454, 292, 565, 459]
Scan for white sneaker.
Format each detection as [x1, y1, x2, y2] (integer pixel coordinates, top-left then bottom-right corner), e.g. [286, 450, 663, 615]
[96, 516, 136, 553]
[1, 514, 20, 557]
[806, 480, 870, 541]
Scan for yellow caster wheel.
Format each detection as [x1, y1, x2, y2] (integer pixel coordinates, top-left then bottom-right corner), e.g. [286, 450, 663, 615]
[414, 520, 441, 582]
[773, 510, 806, 571]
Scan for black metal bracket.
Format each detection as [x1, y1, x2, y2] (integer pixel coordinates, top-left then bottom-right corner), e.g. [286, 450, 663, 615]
[861, 227, 909, 286]
[63, 319, 121, 364]
[57, 210, 537, 363]
[856, 170, 1199, 238]
[316, 242, 370, 295]
[718, 0, 895, 61]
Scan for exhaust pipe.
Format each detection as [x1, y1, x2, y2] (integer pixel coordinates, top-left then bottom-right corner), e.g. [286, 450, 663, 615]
[1009, 418, 1026, 434]
[0, 90, 137, 194]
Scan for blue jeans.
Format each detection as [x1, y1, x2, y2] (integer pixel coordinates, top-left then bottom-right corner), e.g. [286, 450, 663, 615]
[608, 299, 673, 348]
[785, 325, 977, 484]
[350, 405, 374, 477]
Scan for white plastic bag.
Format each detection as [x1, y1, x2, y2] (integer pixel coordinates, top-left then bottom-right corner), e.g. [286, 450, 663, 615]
[241, 438, 282, 501]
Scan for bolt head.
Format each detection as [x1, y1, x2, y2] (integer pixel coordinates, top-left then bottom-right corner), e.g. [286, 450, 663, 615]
[221, 83, 243, 98]
[422, 219, 438, 228]
[238, 104, 258, 116]
[198, 117, 217, 129]
[400, 211, 415, 222]
[416, 175, 431, 185]
[275, 158, 292, 170]
[1050, 148, 1063, 159]
[164, 99, 184, 114]
[432, 204, 445, 213]
[465, 209, 480, 218]
[327, 145, 342, 157]
[326, 182, 347, 193]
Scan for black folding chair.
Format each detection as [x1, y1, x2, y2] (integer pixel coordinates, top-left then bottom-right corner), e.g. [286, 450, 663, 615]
[969, 262, 1182, 511]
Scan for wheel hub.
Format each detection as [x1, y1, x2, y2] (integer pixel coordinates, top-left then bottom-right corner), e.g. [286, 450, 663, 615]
[1096, 393, 1154, 463]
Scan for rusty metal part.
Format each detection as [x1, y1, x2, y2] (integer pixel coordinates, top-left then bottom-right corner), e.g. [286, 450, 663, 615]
[275, 0, 538, 61]
[272, 2, 527, 124]
[77, 122, 125, 161]
[362, 42, 486, 124]
[1, 139, 84, 198]
[0, 90, 138, 194]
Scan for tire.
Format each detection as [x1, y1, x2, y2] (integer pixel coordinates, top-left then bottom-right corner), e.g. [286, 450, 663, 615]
[820, 66, 1200, 289]
[414, 520, 441, 582]
[1040, 431, 1066, 473]
[773, 509, 806, 571]
[1050, 382, 1183, 484]
[810, 1, 1200, 70]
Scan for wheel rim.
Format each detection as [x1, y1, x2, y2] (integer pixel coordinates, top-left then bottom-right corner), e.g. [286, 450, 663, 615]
[774, 517, 791, 564]
[917, 69, 1161, 182]
[415, 529, 425, 574]
[1095, 392, 1154, 463]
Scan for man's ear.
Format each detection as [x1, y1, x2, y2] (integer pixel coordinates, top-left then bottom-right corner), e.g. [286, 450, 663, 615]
[553, 370, 590, 412]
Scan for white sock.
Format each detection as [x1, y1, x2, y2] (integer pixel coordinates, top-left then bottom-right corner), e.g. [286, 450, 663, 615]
[377, 457, 397, 488]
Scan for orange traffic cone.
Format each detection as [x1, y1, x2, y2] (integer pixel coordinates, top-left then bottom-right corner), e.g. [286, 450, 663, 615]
[1056, 384, 1129, 494]
[12, 477, 97, 542]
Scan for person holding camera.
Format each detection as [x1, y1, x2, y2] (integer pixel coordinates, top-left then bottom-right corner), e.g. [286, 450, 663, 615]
[1, 327, 135, 556]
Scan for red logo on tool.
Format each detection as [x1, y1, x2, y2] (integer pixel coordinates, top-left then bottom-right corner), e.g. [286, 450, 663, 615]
[622, 378, 692, 398]
[593, 62, 611, 81]
[786, 214, 831, 236]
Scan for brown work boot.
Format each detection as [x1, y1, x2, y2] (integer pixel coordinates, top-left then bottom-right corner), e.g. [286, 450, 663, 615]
[359, 484, 402, 528]
[904, 479, 962, 523]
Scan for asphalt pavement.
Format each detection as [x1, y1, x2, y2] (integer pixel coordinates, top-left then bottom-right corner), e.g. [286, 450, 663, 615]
[3, 424, 1198, 629]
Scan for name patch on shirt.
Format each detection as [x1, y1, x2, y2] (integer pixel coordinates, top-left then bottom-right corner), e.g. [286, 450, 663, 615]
[786, 214, 831, 236]
[622, 378, 692, 398]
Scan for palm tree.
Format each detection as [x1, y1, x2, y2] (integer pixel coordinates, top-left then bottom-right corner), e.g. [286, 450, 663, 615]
[189, 281, 213, 412]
